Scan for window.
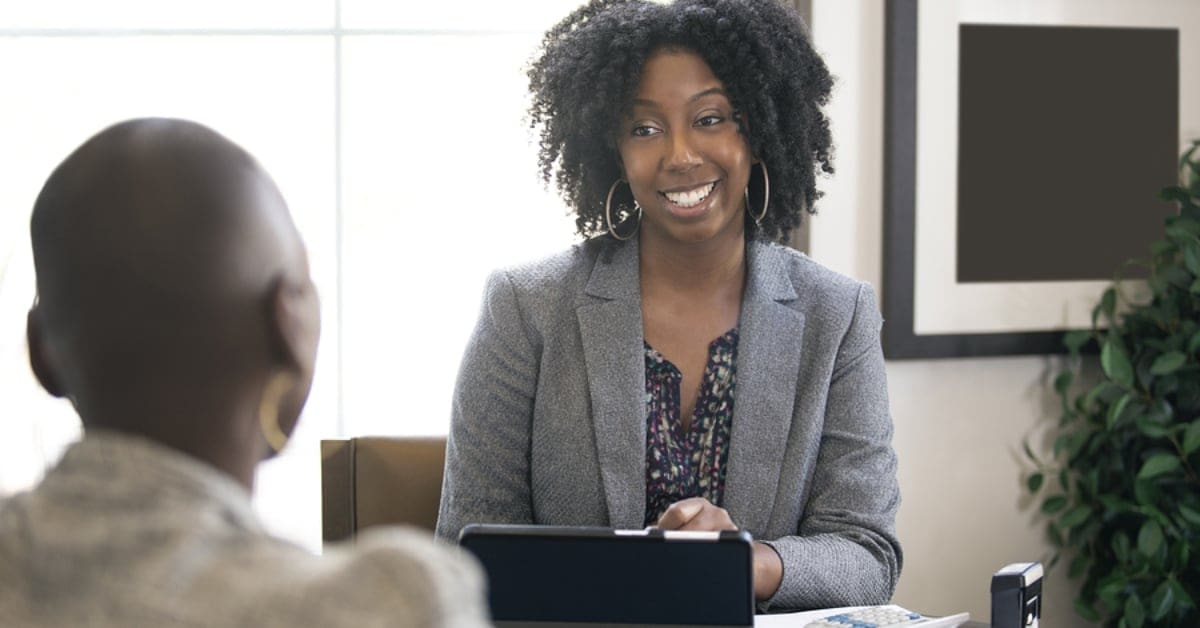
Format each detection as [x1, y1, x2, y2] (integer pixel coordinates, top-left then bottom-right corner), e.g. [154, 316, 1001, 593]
[0, 0, 582, 551]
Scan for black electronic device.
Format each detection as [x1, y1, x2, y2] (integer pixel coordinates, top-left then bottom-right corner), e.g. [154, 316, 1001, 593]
[459, 524, 754, 627]
[991, 562, 1042, 628]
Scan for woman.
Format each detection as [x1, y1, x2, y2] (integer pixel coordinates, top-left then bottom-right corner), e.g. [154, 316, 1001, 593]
[1, 118, 489, 627]
[437, 0, 900, 610]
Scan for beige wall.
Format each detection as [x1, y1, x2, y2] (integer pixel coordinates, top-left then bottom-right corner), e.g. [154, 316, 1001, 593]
[808, 2, 1092, 625]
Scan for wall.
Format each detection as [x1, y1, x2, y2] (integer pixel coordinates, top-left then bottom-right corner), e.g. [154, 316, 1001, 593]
[808, 2, 1091, 625]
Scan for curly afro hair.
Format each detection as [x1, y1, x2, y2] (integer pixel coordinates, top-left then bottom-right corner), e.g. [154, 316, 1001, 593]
[527, 0, 833, 243]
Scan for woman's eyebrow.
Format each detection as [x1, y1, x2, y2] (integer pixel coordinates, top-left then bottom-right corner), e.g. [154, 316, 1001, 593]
[687, 87, 728, 103]
[630, 87, 729, 110]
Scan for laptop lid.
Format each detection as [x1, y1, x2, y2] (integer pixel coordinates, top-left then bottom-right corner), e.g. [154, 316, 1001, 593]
[459, 524, 754, 627]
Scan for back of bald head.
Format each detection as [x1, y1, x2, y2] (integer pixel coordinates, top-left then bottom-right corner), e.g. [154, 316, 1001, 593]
[30, 118, 309, 420]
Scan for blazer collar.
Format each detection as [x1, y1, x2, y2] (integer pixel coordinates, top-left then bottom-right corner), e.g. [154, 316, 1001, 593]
[724, 240, 805, 536]
[582, 236, 640, 301]
[577, 235, 645, 527]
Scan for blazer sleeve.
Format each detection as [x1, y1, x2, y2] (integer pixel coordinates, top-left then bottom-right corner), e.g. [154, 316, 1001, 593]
[436, 270, 539, 541]
[760, 282, 902, 610]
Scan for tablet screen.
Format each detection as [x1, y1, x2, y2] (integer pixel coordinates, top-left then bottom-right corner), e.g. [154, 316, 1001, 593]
[460, 525, 754, 627]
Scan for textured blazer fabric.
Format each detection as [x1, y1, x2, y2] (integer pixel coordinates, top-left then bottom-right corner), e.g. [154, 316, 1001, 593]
[437, 234, 901, 610]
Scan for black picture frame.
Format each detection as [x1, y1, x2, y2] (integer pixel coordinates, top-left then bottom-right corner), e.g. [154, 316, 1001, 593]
[881, 0, 1180, 360]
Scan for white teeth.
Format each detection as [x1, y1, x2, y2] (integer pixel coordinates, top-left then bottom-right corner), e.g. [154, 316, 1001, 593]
[664, 182, 715, 208]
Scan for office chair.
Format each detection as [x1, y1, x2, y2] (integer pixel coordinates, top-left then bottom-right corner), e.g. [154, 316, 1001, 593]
[320, 436, 447, 543]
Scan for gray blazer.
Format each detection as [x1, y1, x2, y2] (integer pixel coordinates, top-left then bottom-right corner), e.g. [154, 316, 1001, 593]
[437, 235, 901, 610]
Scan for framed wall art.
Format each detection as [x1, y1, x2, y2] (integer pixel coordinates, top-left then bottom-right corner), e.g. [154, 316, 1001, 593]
[883, 0, 1194, 358]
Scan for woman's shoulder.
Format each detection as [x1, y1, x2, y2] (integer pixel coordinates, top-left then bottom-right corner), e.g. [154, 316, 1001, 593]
[488, 237, 610, 296]
[751, 239, 872, 302]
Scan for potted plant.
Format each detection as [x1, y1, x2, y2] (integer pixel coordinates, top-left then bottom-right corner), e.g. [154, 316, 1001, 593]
[1026, 142, 1200, 627]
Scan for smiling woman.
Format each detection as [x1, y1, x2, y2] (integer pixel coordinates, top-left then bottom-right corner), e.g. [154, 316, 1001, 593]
[437, 0, 902, 612]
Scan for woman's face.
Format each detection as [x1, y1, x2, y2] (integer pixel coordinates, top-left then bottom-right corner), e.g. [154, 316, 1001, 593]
[617, 48, 753, 246]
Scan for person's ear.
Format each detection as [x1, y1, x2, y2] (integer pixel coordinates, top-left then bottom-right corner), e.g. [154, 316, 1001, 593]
[266, 275, 320, 374]
[27, 304, 67, 398]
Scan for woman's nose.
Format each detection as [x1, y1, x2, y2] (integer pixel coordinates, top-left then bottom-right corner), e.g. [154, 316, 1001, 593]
[664, 130, 702, 172]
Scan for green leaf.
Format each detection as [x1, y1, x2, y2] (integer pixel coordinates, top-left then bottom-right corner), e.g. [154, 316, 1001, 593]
[1180, 503, 1200, 526]
[1138, 453, 1181, 480]
[1184, 420, 1200, 455]
[1084, 382, 1121, 410]
[1094, 287, 1118, 327]
[1098, 573, 1128, 605]
[1047, 521, 1064, 546]
[1185, 241, 1200, 275]
[1054, 371, 1073, 396]
[1027, 472, 1044, 493]
[1126, 594, 1146, 628]
[1151, 270, 1171, 295]
[1175, 540, 1191, 571]
[1135, 479, 1161, 506]
[1144, 398, 1173, 423]
[1064, 330, 1091, 353]
[1108, 393, 1134, 428]
[1152, 240, 1177, 257]
[1136, 417, 1173, 438]
[1022, 439, 1037, 464]
[1102, 337, 1135, 388]
[1150, 351, 1188, 376]
[1164, 264, 1193, 288]
[1069, 553, 1090, 578]
[1144, 504, 1173, 528]
[1112, 531, 1132, 562]
[1099, 494, 1131, 514]
[1042, 495, 1068, 515]
[1060, 505, 1092, 529]
[1190, 331, 1200, 355]
[1075, 597, 1102, 622]
[1138, 519, 1164, 557]
[1150, 581, 1174, 621]
[1181, 142, 1200, 169]
[1170, 577, 1195, 609]
[1167, 223, 1200, 242]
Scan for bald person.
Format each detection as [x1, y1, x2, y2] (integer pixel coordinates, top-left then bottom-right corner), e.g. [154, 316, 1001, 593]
[0, 118, 489, 627]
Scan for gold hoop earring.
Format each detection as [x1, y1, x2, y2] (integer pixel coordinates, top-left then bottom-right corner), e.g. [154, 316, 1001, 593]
[605, 179, 642, 241]
[258, 372, 296, 453]
[747, 162, 770, 225]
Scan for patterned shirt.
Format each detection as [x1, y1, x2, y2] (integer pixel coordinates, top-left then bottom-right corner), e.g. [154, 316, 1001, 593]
[0, 430, 489, 628]
[644, 328, 739, 526]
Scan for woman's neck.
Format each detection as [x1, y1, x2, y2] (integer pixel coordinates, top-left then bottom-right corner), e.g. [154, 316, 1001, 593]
[638, 225, 747, 298]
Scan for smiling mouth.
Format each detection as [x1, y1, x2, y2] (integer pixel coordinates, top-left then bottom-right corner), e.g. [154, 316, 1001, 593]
[661, 182, 716, 208]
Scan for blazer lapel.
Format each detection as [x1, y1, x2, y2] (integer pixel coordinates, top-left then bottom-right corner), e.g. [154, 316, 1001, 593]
[576, 238, 647, 528]
[724, 241, 805, 536]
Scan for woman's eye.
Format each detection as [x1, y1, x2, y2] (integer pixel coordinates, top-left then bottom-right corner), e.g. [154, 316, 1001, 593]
[631, 125, 660, 137]
[697, 115, 724, 127]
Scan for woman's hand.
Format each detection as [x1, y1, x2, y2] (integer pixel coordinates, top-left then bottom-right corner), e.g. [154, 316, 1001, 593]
[655, 497, 736, 531]
[655, 498, 783, 601]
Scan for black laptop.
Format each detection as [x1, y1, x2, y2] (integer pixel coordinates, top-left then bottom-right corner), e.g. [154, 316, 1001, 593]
[459, 524, 755, 628]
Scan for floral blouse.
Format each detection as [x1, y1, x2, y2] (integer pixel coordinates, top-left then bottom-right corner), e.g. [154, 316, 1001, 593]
[643, 328, 739, 526]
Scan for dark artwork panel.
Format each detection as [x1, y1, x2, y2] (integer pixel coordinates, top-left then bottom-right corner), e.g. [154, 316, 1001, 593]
[957, 25, 1178, 283]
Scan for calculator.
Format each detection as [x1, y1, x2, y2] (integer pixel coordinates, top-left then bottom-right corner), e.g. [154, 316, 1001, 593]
[804, 605, 970, 628]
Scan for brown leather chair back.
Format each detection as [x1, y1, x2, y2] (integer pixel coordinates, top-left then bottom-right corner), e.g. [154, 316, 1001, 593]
[320, 436, 446, 543]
